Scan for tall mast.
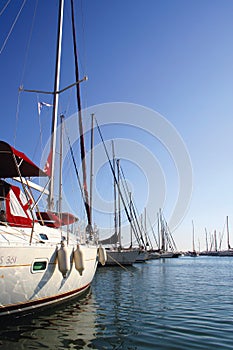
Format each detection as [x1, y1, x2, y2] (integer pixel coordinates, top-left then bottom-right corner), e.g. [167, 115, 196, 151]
[140, 213, 143, 242]
[144, 207, 147, 247]
[192, 220, 195, 252]
[157, 212, 160, 250]
[214, 230, 217, 252]
[227, 215, 231, 249]
[117, 159, 121, 247]
[58, 115, 64, 214]
[48, 0, 64, 210]
[160, 209, 165, 251]
[205, 227, 208, 252]
[89, 113, 94, 225]
[70, 0, 91, 227]
[112, 141, 117, 237]
[129, 192, 132, 247]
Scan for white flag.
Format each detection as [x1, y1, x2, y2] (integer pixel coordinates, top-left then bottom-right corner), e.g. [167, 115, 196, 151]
[38, 102, 53, 116]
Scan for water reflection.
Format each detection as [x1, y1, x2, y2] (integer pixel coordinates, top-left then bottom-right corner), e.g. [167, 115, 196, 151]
[0, 289, 97, 350]
[1, 259, 233, 350]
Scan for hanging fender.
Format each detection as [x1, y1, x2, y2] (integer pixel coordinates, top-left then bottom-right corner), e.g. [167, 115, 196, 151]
[73, 244, 84, 275]
[57, 240, 70, 278]
[98, 245, 107, 266]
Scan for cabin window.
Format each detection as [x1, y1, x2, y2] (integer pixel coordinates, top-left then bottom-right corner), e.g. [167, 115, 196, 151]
[39, 233, 48, 241]
[31, 260, 48, 273]
[0, 198, 6, 211]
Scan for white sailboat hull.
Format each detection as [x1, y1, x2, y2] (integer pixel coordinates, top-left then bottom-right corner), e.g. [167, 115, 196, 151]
[218, 249, 233, 256]
[0, 0, 101, 319]
[0, 225, 98, 316]
[135, 250, 149, 262]
[105, 249, 139, 266]
[160, 251, 180, 258]
[148, 251, 161, 260]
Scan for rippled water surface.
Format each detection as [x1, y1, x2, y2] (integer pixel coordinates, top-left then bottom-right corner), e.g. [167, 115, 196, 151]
[1, 257, 233, 349]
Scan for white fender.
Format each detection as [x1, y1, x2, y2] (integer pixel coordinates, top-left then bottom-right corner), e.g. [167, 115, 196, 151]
[74, 244, 84, 275]
[57, 240, 70, 278]
[98, 245, 107, 266]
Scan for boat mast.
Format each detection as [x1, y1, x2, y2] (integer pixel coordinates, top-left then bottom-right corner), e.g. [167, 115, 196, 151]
[144, 207, 148, 249]
[157, 212, 160, 250]
[140, 213, 143, 244]
[48, 0, 64, 210]
[227, 215, 231, 249]
[160, 209, 165, 251]
[129, 192, 133, 247]
[70, 0, 91, 229]
[214, 230, 217, 252]
[112, 141, 117, 238]
[89, 113, 94, 225]
[205, 227, 208, 252]
[117, 159, 121, 247]
[192, 220, 195, 252]
[58, 115, 64, 214]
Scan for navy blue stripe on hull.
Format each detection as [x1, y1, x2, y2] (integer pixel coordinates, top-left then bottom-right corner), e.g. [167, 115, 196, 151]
[0, 283, 90, 315]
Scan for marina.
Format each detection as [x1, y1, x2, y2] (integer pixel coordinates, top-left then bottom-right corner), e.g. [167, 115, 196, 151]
[0, 0, 107, 317]
[1, 0, 233, 349]
[1, 256, 233, 349]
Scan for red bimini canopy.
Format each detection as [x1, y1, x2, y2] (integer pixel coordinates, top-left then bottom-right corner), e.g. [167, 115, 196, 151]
[36, 211, 78, 228]
[0, 141, 47, 178]
[36, 211, 62, 228]
[60, 212, 78, 226]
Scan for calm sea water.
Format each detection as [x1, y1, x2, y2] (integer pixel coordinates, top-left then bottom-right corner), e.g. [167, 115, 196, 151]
[1, 257, 233, 349]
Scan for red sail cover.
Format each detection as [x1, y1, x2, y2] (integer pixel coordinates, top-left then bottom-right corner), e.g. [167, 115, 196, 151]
[0, 141, 46, 178]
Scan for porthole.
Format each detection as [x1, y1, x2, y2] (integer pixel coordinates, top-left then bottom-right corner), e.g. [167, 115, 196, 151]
[39, 233, 48, 241]
[31, 260, 48, 273]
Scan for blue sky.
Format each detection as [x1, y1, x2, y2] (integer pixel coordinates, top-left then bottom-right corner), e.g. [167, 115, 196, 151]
[1, 0, 233, 251]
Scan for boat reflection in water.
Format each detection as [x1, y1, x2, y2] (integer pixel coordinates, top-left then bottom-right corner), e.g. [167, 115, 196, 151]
[0, 289, 97, 349]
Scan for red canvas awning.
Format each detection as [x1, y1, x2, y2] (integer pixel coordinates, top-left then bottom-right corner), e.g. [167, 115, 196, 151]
[0, 141, 47, 178]
[36, 211, 78, 227]
[60, 212, 78, 225]
[36, 211, 62, 228]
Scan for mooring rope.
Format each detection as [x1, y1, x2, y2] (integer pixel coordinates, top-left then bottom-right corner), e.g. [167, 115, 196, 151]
[106, 252, 130, 271]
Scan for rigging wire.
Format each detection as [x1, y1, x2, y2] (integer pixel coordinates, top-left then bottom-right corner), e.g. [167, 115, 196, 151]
[64, 122, 86, 213]
[63, 0, 88, 112]
[80, 0, 87, 76]
[218, 217, 227, 250]
[14, 92, 21, 148]
[160, 209, 178, 251]
[71, 0, 91, 226]
[20, 0, 38, 84]
[0, 0, 12, 17]
[61, 142, 77, 212]
[36, 94, 44, 156]
[95, 116, 146, 247]
[13, 0, 38, 147]
[23, 1, 42, 159]
[0, 0, 27, 55]
[147, 214, 159, 248]
[79, 0, 88, 112]
[118, 164, 146, 246]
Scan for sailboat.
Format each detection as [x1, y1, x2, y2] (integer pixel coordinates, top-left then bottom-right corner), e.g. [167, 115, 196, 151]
[187, 220, 198, 257]
[219, 216, 233, 256]
[98, 143, 139, 266]
[0, 0, 105, 317]
[157, 209, 181, 258]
